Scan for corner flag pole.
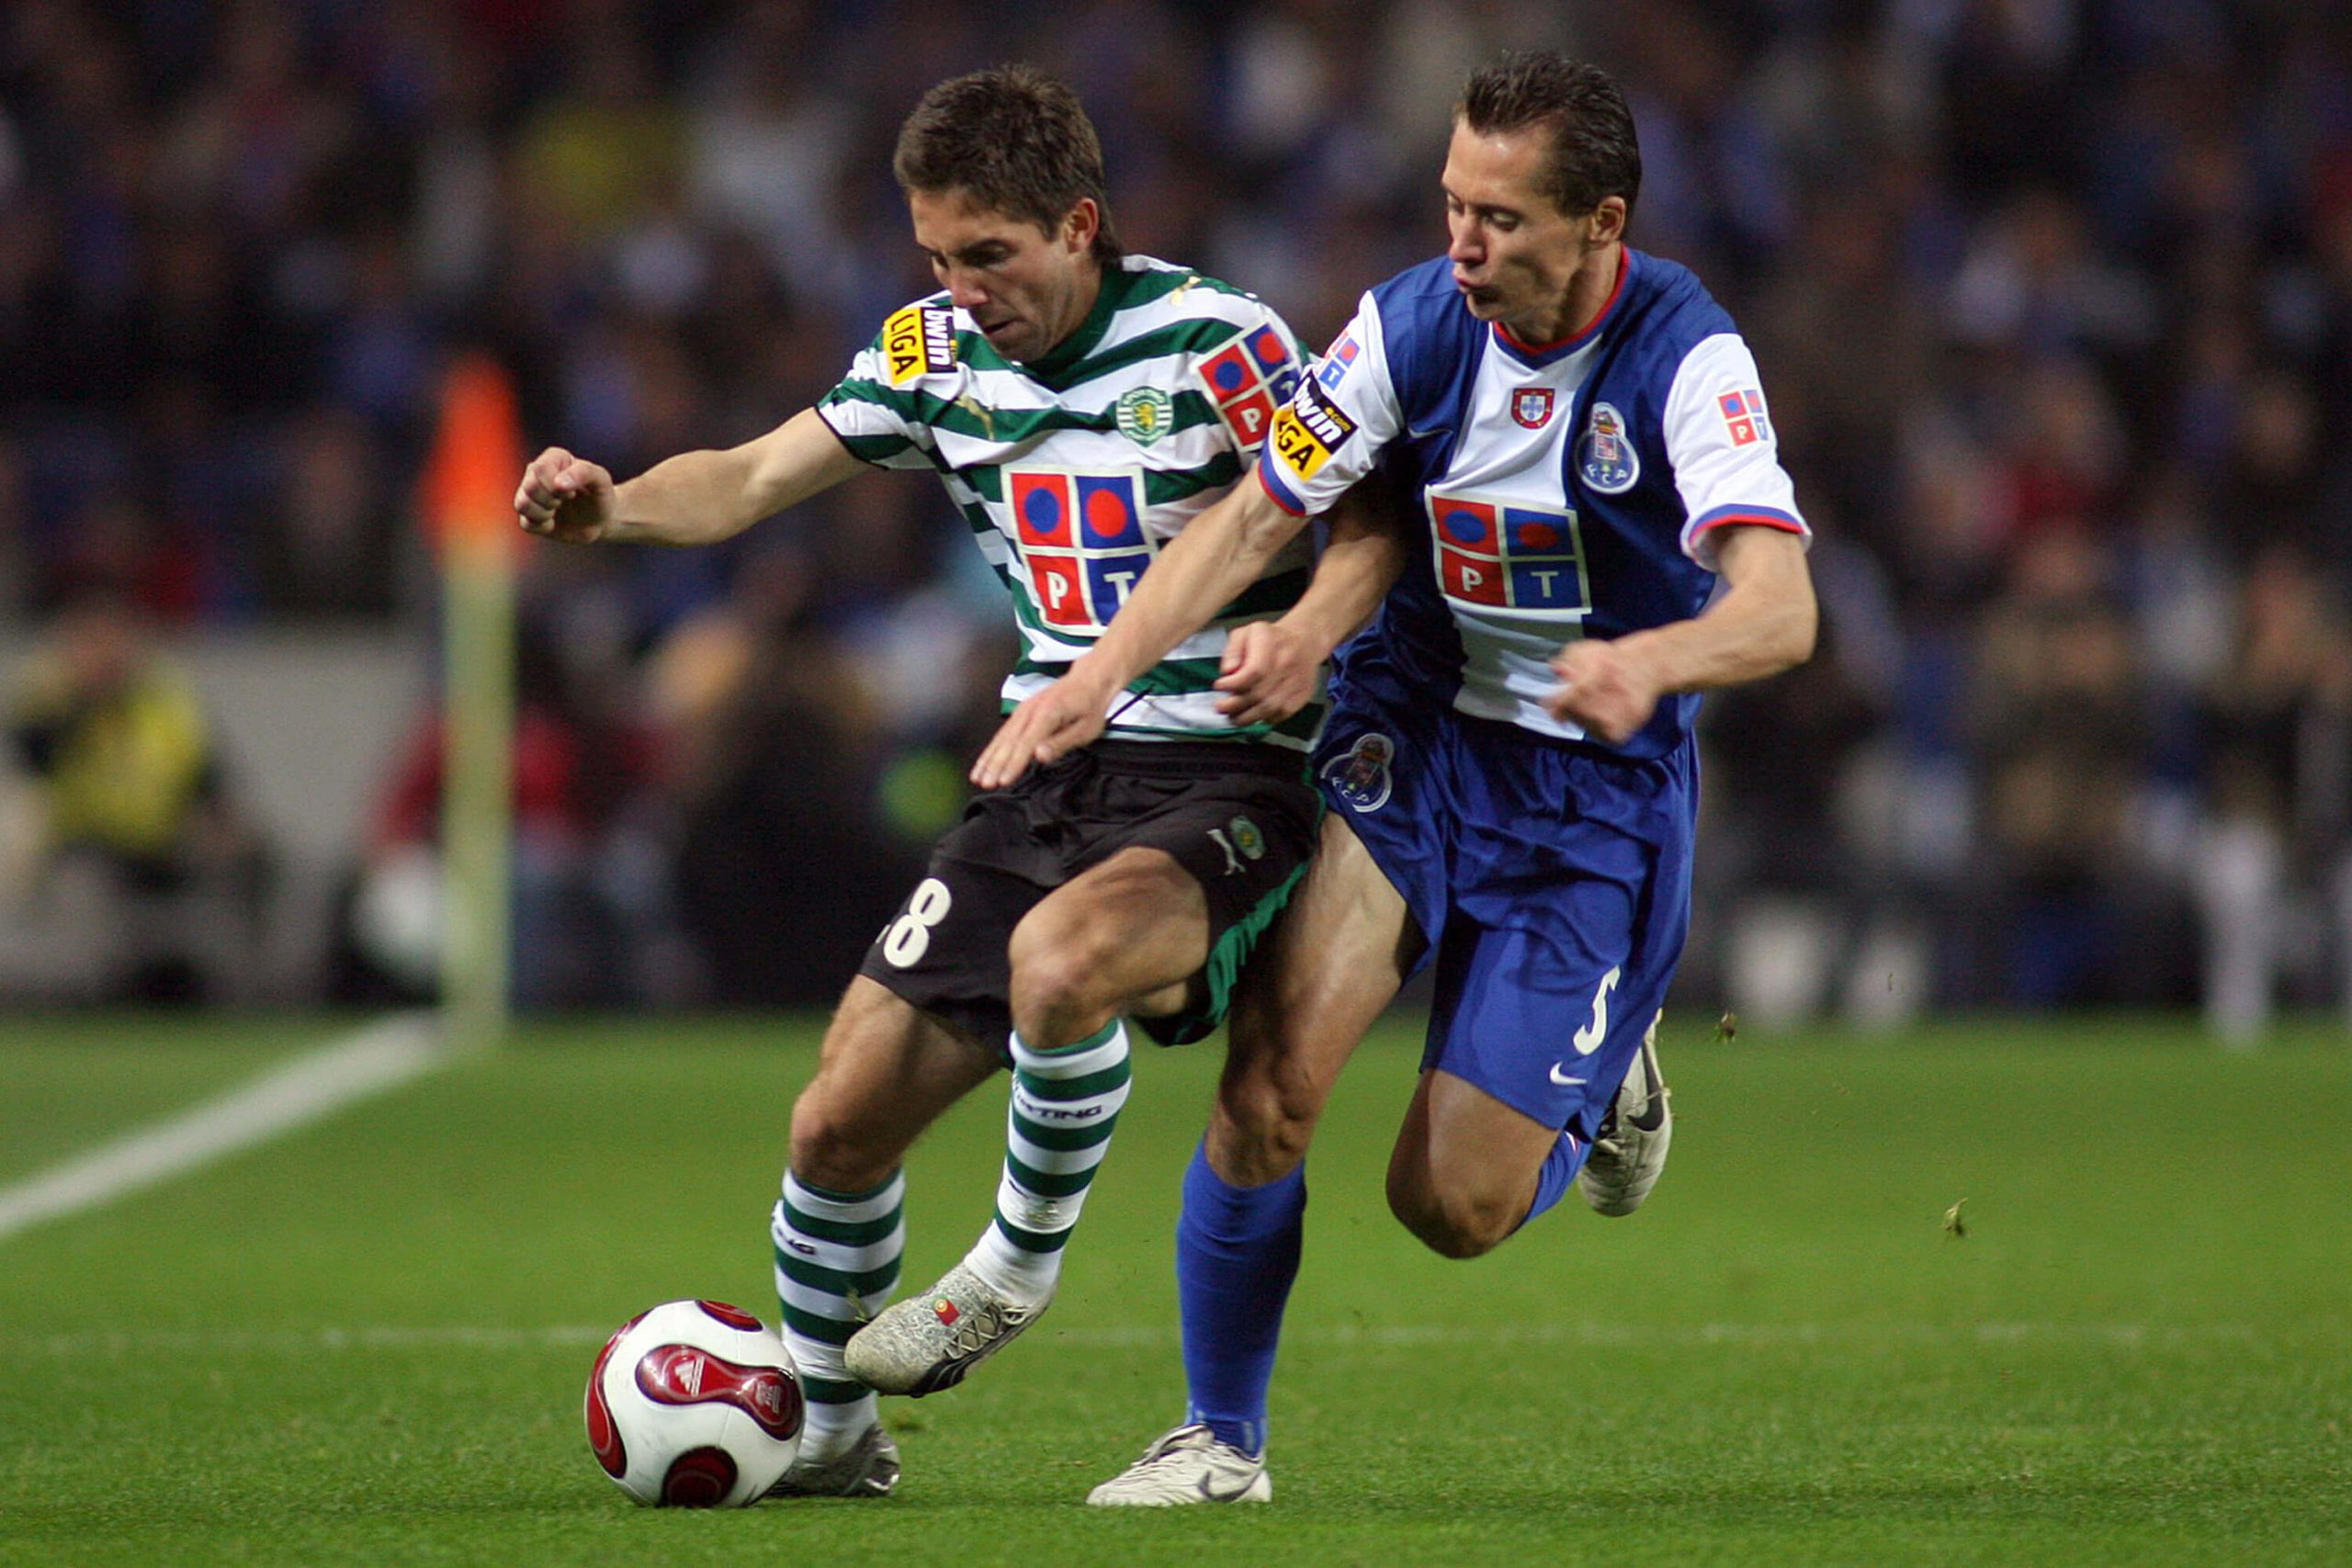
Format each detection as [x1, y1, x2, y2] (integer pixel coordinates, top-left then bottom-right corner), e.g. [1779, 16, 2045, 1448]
[421, 354, 523, 1050]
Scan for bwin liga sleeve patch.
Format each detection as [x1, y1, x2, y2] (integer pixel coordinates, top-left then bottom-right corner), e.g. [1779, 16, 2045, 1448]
[882, 304, 958, 387]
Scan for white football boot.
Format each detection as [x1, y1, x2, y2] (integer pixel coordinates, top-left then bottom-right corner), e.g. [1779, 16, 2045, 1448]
[1577, 1017, 1672, 1216]
[842, 1262, 1046, 1396]
[1087, 1423, 1272, 1506]
[766, 1423, 899, 1498]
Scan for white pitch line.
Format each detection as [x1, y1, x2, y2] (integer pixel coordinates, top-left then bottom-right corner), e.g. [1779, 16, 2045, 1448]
[0, 1320, 2269, 1357]
[0, 1012, 445, 1245]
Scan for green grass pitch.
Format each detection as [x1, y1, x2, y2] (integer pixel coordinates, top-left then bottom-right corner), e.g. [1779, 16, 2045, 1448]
[1, 1012, 2346, 1565]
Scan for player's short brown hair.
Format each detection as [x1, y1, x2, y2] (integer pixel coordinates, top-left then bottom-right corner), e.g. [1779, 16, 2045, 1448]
[1457, 51, 1643, 220]
[893, 65, 1123, 264]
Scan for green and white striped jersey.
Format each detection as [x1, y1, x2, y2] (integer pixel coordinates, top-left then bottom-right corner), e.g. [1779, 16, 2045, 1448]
[817, 255, 1321, 749]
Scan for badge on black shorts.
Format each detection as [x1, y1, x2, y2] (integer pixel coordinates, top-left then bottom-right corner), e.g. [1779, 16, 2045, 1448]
[1324, 733, 1396, 814]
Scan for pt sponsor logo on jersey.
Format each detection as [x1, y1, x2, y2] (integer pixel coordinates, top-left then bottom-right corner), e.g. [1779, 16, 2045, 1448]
[1316, 332, 1361, 390]
[884, 304, 956, 386]
[1580, 400, 1640, 493]
[1324, 732, 1395, 814]
[1011, 468, 1154, 630]
[1511, 387, 1555, 429]
[1717, 388, 1770, 446]
[1114, 387, 1172, 447]
[1269, 378, 1357, 483]
[1426, 487, 1589, 614]
[1196, 325, 1299, 452]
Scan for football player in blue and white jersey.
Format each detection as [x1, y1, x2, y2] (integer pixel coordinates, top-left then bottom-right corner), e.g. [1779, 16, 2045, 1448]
[974, 51, 1818, 1504]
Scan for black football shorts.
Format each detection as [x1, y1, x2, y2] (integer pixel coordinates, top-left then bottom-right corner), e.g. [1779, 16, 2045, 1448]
[857, 739, 1320, 1056]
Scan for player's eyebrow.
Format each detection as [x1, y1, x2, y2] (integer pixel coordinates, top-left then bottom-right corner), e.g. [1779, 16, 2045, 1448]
[1442, 184, 1521, 222]
[922, 239, 1012, 267]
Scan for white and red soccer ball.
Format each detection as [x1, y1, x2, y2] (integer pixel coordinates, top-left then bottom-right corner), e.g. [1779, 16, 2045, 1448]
[584, 1299, 804, 1506]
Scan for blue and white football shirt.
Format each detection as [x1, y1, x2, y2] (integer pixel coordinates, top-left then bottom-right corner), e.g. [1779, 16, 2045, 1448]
[1258, 247, 1807, 758]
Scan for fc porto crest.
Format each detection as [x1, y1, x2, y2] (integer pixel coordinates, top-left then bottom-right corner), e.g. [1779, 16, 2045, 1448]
[1115, 387, 1171, 447]
[1323, 732, 1396, 815]
[1511, 387, 1555, 429]
[1578, 400, 1640, 493]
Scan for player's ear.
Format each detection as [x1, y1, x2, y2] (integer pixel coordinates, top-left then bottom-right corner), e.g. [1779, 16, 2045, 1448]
[1586, 196, 1627, 248]
[1061, 197, 1100, 256]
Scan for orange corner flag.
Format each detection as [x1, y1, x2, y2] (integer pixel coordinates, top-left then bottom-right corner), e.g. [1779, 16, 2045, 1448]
[422, 353, 524, 558]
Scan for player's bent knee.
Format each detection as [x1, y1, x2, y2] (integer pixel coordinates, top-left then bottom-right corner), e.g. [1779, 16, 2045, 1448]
[1214, 1069, 1321, 1173]
[786, 1083, 896, 1193]
[1385, 1170, 1516, 1259]
[1006, 904, 1142, 1039]
[1004, 942, 1106, 1041]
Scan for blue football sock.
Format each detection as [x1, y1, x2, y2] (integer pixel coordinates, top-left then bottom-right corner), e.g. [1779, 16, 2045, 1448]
[1517, 1128, 1592, 1232]
[1176, 1144, 1306, 1460]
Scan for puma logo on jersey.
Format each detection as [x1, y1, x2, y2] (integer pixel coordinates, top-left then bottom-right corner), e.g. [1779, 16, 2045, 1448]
[956, 391, 996, 439]
[1208, 828, 1242, 875]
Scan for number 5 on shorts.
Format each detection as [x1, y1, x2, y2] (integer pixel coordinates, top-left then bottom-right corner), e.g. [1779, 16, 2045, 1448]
[881, 877, 954, 967]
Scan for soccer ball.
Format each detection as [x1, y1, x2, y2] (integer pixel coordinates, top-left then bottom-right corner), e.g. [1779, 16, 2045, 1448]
[584, 1299, 805, 1506]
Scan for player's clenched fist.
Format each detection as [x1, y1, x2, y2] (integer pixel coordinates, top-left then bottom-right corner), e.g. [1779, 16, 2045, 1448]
[1213, 619, 1320, 728]
[1547, 636, 1664, 746]
[514, 447, 617, 542]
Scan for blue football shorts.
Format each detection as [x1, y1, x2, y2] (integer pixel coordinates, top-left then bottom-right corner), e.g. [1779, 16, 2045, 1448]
[1313, 644, 1697, 1141]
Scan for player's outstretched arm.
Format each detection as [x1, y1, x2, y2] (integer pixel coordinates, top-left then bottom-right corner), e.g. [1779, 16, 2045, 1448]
[515, 407, 865, 548]
[1214, 487, 1409, 726]
[1548, 524, 1815, 743]
[971, 471, 1307, 788]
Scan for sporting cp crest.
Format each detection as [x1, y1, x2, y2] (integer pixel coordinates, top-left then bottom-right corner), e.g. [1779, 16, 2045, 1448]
[1578, 401, 1640, 493]
[1323, 732, 1396, 815]
[1511, 387, 1555, 429]
[1114, 387, 1171, 448]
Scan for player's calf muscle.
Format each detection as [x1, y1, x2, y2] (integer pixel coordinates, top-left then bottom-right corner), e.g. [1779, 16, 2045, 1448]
[790, 982, 989, 1187]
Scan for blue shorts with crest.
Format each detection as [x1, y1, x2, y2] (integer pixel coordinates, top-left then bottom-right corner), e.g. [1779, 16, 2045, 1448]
[1313, 640, 1697, 1140]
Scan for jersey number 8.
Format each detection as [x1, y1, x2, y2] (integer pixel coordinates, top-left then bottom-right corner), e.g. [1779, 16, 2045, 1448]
[881, 878, 954, 967]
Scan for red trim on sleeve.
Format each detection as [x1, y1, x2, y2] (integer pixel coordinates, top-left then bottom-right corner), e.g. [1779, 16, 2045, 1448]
[1690, 512, 1805, 537]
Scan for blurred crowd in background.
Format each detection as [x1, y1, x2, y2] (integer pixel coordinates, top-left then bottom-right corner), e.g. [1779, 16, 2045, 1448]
[2, 0, 2348, 1039]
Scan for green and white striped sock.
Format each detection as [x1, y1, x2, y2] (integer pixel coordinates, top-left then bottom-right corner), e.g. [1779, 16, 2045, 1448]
[968, 1021, 1133, 1307]
[772, 1169, 902, 1461]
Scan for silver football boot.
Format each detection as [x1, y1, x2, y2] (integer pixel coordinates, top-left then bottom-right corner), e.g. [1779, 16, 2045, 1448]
[1087, 1423, 1272, 1506]
[766, 1423, 899, 1498]
[842, 1262, 1046, 1397]
[1577, 1016, 1673, 1216]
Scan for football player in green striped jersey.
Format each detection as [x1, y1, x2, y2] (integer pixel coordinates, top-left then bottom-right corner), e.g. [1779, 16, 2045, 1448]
[516, 65, 1380, 1497]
